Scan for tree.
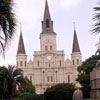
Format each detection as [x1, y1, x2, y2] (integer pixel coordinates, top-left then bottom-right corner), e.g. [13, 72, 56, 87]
[0, 0, 16, 55]
[92, 1, 100, 35]
[19, 77, 36, 95]
[0, 65, 25, 100]
[44, 83, 75, 100]
[76, 55, 100, 98]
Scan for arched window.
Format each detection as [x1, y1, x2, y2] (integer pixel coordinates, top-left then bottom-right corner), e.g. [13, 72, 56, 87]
[56, 71, 57, 82]
[73, 60, 75, 65]
[43, 71, 45, 83]
[38, 61, 39, 67]
[68, 75, 70, 82]
[47, 76, 49, 82]
[50, 45, 52, 51]
[20, 61, 23, 66]
[51, 76, 53, 82]
[25, 61, 26, 67]
[59, 60, 61, 66]
[46, 19, 50, 28]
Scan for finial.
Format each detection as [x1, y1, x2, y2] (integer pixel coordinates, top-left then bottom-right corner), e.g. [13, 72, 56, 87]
[73, 22, 76, 30]
[19, 22, 22, 33]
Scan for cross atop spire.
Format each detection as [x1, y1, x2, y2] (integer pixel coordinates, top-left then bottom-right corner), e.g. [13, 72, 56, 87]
[72, 24, 80, 53]
[17, 26, 26, 54]
[41, 0, 54, 33]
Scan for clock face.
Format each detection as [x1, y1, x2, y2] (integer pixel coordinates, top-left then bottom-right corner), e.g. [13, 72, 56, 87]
[47, 56, 52, 60]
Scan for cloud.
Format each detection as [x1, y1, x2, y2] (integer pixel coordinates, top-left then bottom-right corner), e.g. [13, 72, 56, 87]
[60, 0, 81, 8]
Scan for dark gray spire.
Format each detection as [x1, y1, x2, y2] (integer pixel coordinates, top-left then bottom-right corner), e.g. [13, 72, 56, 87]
[43, 0, 51, 20]
[72, 27, 80, 53]
[17, 30, 26, 54]
[41, 0, 54, 33]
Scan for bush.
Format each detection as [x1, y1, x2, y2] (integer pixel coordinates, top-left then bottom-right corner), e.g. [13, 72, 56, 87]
[44, 83, 75, 100]
[21, 92, 33, 100]
[33, 94, 44, 100]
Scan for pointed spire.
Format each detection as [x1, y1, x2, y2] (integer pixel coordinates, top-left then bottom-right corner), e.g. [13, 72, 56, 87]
[17, 27, 26, 54]
[41, 0, 54, 33]
[72, 23, 80, 53]
[43, 0, 51, 20]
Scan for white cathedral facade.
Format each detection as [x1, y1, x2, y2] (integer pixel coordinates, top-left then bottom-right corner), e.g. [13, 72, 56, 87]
[16, 0, 82, 94]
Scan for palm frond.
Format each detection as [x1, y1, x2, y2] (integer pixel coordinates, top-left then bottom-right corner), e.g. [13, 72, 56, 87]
[0, 0, 16, 55]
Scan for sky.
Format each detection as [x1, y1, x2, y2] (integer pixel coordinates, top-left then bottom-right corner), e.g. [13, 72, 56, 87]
[0, 0, 99, 65]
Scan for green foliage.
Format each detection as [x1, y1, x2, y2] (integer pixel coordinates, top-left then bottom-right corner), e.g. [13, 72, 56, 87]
[44, 83, 75, 100]
[77, 55, 100, 99]
[33, 94, 44, 100]
[19, 77, 36, 95]
[0, 0, 16, 55]
[0, 65, 25, 100]
[21, 92, 33, 100]
[92, 1, 100, 35]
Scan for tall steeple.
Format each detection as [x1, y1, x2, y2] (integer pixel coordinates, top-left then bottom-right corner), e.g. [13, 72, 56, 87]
[41, 0, 54, 33]
[43, 0, 51, 20]
[17, 30, 26, 54]
[72, 25, 80, 53]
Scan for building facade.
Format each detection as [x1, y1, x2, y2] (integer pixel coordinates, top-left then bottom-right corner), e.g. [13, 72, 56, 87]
[16, 0, 82, 94]
[90, 64, 100, 99]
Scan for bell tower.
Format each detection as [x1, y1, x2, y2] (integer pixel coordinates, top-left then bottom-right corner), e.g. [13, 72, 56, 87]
[40, 0, 56, 51]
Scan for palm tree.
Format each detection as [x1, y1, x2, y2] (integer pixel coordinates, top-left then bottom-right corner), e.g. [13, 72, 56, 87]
[92, 1, 100, 34]
[0, 0, 16, 55]
[0, 65, 25, 100]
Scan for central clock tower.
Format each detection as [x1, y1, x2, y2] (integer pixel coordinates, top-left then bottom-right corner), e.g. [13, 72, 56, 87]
[40, 0, 56, 51]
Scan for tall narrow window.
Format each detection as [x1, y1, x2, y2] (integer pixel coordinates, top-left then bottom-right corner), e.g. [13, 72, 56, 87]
[38, 61, 39, 67]
[68, 75, 70, 83]
[20, 61, 23, 66]
[46, 19, 50, 28]
[45, 46, 48, 51]
[73, 60, 75, 65]
[51, 76, 53, 82]
[25, 61, 26, 67]
[30, 76, 32, 82]
[50, 46, 52, 51]
[49, 63, 50, 67]
[56, 71, 57, 82]
[59, 60, 61, 66]
[47, 76, 49, 82]
[43, 71, 45, 83]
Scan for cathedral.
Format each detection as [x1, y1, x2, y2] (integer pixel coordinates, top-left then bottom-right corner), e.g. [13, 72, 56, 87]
[16, 0, 82, 94]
